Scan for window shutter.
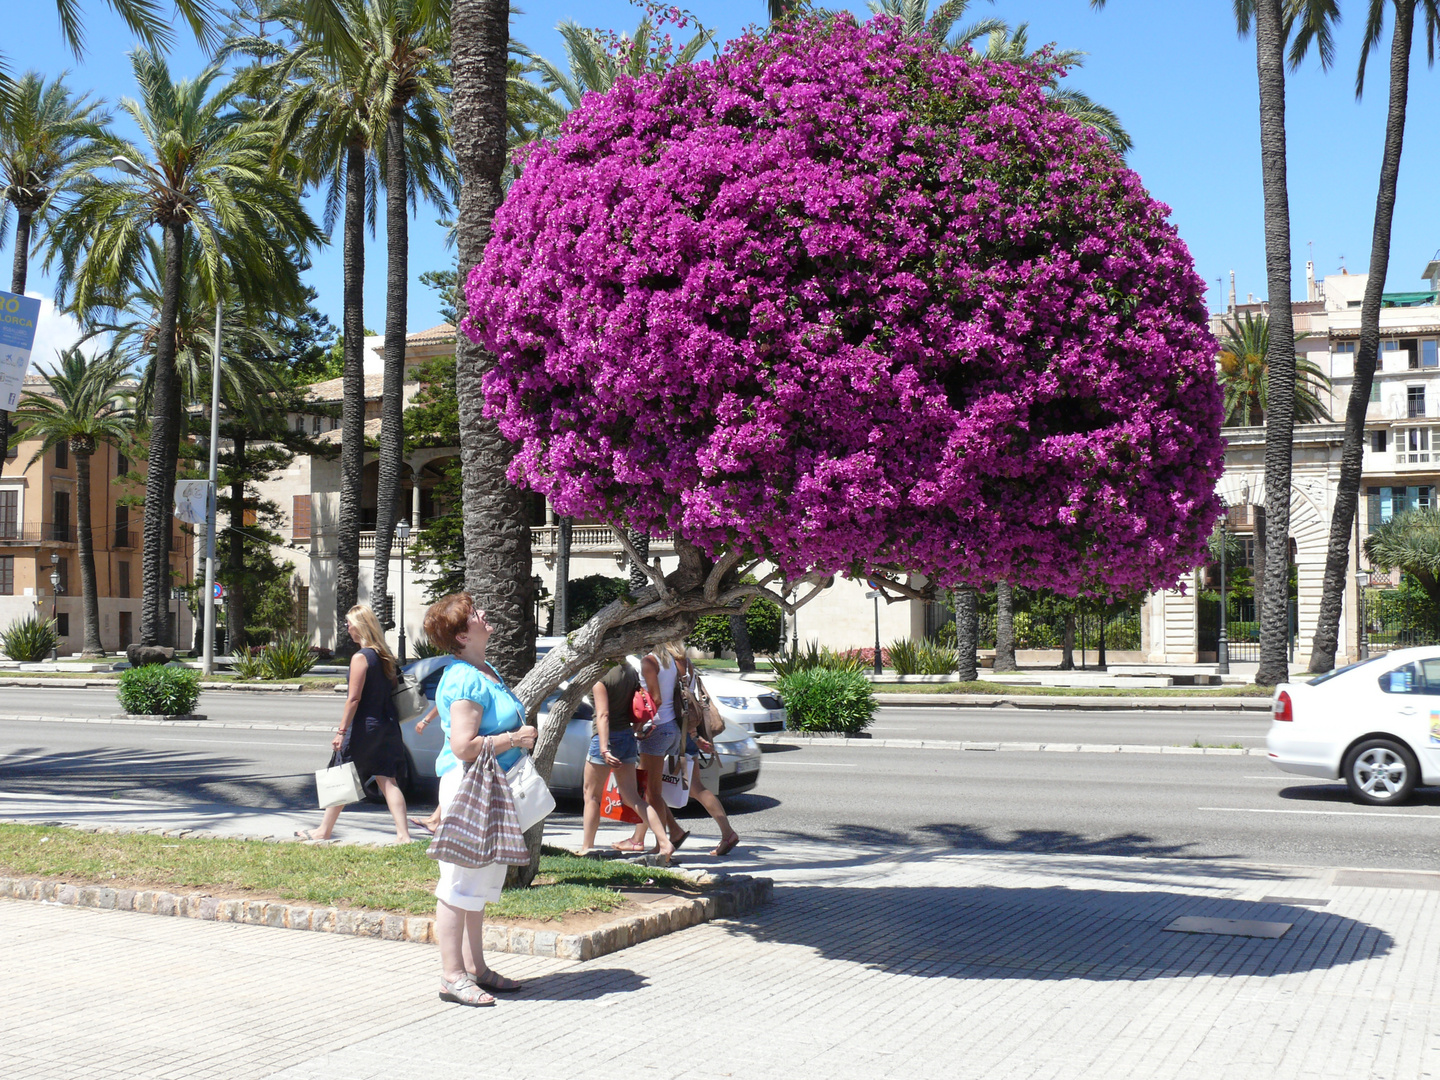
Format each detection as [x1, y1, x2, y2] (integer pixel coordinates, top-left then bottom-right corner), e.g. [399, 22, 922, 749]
[292, 495, 312, 541]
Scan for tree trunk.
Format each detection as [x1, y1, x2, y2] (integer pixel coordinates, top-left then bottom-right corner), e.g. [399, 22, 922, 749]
[1253, 0, 1297, 687]
[1096, 604, 1107, 670]
[226, 434, 248, 653]
[140, 221, 185, 646]
[730, 611, 755, 671]
[335, 140, 367, 658]
[993, 581, 1017, 671]
[627, 530, 650, 591]
[74, 448, 103, 657]
[516, 662, 602, 883]
[452, 0, 535, 685]
[371, 101, 410, 630]
[955, 584, 978, 681]
[1309, 2, 1415, 673]
[1060, 611, 1075, 670]
[0, 210, 32, 467]
[553, 516, 571, 633]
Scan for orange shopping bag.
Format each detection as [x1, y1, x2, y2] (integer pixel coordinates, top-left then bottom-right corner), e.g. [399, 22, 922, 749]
[601, 770, 645, 824]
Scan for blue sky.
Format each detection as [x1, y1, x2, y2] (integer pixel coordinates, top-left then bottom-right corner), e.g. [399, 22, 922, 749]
[6, 0, 1438, 348]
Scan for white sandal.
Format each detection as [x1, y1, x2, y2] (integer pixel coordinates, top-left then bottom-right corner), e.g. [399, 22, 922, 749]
[439, 973, 495, 1007]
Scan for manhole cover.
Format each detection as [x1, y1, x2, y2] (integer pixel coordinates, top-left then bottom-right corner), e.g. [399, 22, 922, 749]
[1163, 916, 1292, 938]
[1334, 870, 1440, 891]
[1258, 896, 1329, 906]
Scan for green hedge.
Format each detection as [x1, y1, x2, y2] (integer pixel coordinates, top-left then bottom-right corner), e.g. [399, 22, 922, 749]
[688, 597, 784, 655]
[117, 665, 202, 716]
[775, 668, 876, 734]
[565, 575, 631, 631]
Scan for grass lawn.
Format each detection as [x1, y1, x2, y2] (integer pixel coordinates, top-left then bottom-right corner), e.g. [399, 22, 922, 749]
[0, 826, 685, 920]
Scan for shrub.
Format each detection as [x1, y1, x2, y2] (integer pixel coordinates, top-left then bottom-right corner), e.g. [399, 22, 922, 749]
[566, 575, 630, 630]
[1103, 618, 1142, 650]
[776, 668, 876, 734]
[770, 640, 868, 677]
[0, 616, 59, 662]
[1013, 612, 1060, 650]
[687, 596, 785, 656]
[411, 636, 447, 659]
[261, 632, 317, 678]
[890, 637, 957, 675]
[230, 649, 268, 679]
[117, 665, 202, 715]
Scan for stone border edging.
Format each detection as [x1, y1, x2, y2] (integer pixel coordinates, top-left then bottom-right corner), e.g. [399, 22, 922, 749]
[0, 871, 771, 961]
[0, 677, 344, 693]
[871, 693, 1272, 710]
[760, 734, 1268, 756]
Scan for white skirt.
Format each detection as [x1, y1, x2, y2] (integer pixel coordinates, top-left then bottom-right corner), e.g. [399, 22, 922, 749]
[434, 766, 508, 911]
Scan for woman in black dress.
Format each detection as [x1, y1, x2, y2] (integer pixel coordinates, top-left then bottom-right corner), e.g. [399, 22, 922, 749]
[297, 604, 412, 842]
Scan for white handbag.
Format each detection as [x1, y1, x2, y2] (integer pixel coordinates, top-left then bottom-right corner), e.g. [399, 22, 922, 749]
[661, 755, 692, 808]
[315, 758, 363, 808]
[505, 753, 556, 832]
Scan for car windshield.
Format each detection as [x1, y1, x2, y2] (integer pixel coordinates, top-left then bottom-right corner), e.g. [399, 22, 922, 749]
[1306, 655, 1385, 686]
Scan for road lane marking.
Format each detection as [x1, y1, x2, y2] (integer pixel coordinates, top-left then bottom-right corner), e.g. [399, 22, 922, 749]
[762, 761, 859, 768]
[153, 737, 318, 748]
[1200, 805, 1440, 818]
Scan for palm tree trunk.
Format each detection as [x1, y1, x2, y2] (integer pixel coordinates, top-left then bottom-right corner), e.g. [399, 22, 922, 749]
[226, 434, 248, 652]
[74, 448, 103, 657]
[1309, 1, 1415, 673]
[627, 530, 650, 591]
[452, 0, 535, 685]
[1060, 610, 1075, 670]
[335, 140, 366, 658]
[1253, 0, 1297, 687]
[730, 612, 756, 671]
[955, 584, 978, 681]
[0, 210, 32, 476]
[554, 516, 571, 633]
[140, 221, 185, 646]
[993, 581, 1017, 671]
[371, 102, 409, 630]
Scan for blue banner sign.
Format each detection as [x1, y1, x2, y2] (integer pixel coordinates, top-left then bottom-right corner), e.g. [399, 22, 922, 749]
[0, 290, 43, 411]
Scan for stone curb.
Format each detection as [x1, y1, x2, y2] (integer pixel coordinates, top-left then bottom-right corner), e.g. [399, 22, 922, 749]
[759, 735, 1267, 756]
[871, 693, 1273, 710]
[0, 870, 771, 961]
[0, 714, 336, 732]
[0, 677, 344, 693]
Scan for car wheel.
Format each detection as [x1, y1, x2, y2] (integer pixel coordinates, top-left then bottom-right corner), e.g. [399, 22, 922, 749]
[1344, 738, 1419, 805]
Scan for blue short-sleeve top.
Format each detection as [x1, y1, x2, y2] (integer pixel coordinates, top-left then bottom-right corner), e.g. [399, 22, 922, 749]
[434, 660, 525, 776]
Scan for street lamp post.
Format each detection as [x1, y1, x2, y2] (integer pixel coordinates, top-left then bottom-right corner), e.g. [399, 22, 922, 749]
[396, 518, 411, 665]
[1217, 518, 1230, 676]
[865, 589, 882, 675]
[1357, 569, 1371, 660]
[49, 567, 60, 661]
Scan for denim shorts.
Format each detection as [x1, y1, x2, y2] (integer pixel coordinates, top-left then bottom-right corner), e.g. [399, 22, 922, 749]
[637, 721, 681, 757]
[588, 728, 639, 766]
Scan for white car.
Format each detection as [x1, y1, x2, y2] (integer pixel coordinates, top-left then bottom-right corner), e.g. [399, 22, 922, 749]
[398, 652, 765, 801]
[1267, 646, 1440, 804]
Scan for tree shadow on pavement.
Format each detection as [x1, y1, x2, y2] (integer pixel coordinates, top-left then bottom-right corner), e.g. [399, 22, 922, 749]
[718, 884, 1391, 982]
[0, 746, 312, 807]
[512, 967, 647, 1001]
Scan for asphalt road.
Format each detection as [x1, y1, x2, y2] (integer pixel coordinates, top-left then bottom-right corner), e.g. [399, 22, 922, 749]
[4, 709, 1440, 870]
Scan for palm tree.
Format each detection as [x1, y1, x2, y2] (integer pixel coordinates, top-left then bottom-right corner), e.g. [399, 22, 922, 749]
[865, 0, 1005, 51]
[1216, 312, 1331, 426]
[993, 581, 1017, 672]
[1364, 507, 1440, 605]
[1093, 0, 1338, 685]
[450, 0, 536, 684]
[47, 49, 320, 646]
[0, 71, 108, 467]
[529, 16, 713, 116]
[231, 0, 452, 654]
[1310, 0, 1439, 674]
[13, 345, 133, 657]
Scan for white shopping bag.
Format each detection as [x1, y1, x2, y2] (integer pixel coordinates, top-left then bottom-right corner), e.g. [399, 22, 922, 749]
[661, 755, 692, 808]
[315, 758, 363, 808]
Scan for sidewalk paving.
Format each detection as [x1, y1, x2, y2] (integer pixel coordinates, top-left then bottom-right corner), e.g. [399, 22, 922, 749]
[4, 801, 1440, 1079]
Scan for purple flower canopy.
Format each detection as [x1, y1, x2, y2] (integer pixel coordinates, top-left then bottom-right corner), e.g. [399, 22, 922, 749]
[466, 16, 1225, 594]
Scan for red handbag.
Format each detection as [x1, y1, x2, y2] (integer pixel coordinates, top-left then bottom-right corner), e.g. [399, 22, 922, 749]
[601, 771, 644, 824]
[633, 687, 658, 724]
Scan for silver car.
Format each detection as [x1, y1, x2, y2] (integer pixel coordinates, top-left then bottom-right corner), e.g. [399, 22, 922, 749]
[398, 651, 764, 800]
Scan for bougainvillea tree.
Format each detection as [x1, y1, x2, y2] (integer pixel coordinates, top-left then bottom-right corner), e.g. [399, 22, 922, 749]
[464, 13, 1225, 728]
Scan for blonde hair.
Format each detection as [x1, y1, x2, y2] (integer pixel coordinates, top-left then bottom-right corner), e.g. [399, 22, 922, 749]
[347, 604, 398, 682]
[652, 640, 685, 670]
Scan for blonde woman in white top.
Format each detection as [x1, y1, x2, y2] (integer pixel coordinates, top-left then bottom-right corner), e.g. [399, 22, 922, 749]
[612, 642, 690, 852]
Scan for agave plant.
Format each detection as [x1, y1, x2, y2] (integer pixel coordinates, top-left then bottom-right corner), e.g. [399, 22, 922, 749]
[0, 615, 59, 662]
[261, 632, 318, 678]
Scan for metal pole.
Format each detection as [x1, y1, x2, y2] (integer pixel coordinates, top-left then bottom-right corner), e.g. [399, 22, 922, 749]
[201, 301, 222, 674]
[1356, 511, 1368, 660]
[397, 536, 407, 665]
[873, 592, 882, 675]
[1217, 520, 1230, 674]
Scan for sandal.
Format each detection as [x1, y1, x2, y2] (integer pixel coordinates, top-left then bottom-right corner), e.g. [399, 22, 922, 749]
[610, 839, 647, 853]
[408, 817, 435, 836]
[475, 967, 522, 993]
[294, 829, 330, 842]
[671, 830, 691, 851]
[439, 973, 495, 1007]
[710, 835, 739, 858]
